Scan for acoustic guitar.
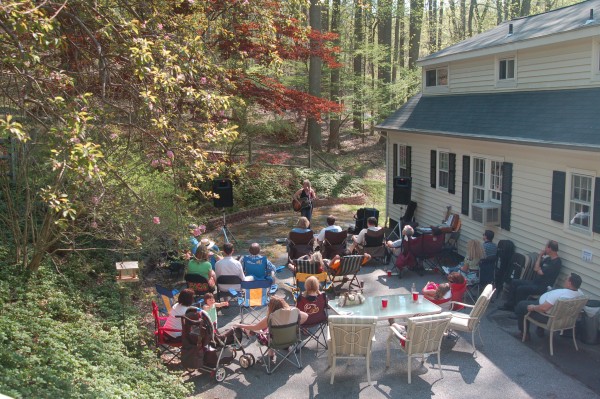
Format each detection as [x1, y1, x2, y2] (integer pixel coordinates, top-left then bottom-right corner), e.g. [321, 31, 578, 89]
[292, 198, 302, 212]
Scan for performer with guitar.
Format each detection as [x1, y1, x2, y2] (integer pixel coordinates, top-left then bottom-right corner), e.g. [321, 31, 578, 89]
[292, 179, 317, 223]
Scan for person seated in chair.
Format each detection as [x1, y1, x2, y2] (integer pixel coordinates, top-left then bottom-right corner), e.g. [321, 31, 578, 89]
[288, 252, 327, 273]
[442, 239, 485, 276]
[500, 240, 562, 311]
[300, 276, 322, 301]
[513, 273, 584, 341]
[235, 296, 308, 361]
[187, 245, 216, 288]
[163, 288, 196, 341]
[327, 253, 371, 275]
[240, 243, 276, 281]
[422, 281, 452, 310]
[349, 216, 381, 253]
[291, 216, 312, 233]
[316, 215, 342, 245]
[214, 242, 245, 292]
[386, 225, 414, 253]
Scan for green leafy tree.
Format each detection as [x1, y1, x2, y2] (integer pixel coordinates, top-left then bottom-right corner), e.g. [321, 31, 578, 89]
[0, 0, 341, 271]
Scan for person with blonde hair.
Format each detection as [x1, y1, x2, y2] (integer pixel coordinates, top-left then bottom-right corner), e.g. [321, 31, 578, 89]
[442, 239, 485, 275]
[288, 251, 326, 273]
[291, 216, 311, 233]
[303, 276, 321, 297]
[294, 179, 317, 222]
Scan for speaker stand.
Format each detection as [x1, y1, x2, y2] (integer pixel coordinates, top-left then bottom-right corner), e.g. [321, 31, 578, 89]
[220, 210, 237, 246]
[386, 205, 404, 241]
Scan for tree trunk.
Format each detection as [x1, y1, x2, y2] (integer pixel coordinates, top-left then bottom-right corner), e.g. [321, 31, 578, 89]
[353, 0, 364, 133]
[308, 0, 322, 150]
[460, 0, 467, 39]
[520, 0, 531, 16]
[378, 0, 393, 84]
[437, 1, 443, 48]
[496, 0, 503, 23]
[408, 0, 424, 68]
[468, 0, 476, 37]
[428, 0, 436, 52]
[327, 0, 341, 152]
[392, 0, 401, 83]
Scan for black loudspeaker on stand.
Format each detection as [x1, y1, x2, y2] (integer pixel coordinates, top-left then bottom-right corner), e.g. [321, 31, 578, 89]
[393, 176, 412, 205]
[213, 178, 233, 208]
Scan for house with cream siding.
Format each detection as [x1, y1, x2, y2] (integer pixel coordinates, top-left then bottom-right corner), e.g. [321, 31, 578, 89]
[376, 0, 600, 298]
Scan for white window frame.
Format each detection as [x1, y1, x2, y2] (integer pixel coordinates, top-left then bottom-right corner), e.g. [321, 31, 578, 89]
[566, 168, 595, 236]
[397, 144, 409, 177]
[423, 65, 449, 92]
[471, 155, 504, 205]
[495, 53, 517, 88]
[437, 150, 450, 192]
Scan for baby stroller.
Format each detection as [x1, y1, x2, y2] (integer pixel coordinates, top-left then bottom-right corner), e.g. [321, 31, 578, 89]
[180, 308, 255, 382]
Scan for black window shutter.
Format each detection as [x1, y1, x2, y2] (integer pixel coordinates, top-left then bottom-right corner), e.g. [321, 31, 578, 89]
[430, 150, 437, 188]
[448, 153, 456, 194]
[593, 177, 600, 233]
[551, 171, 566, 223]
[406, 146, 412, 177]
[501, 162, 513, 231]
[393, 143, 398, 178]
[461, 155, 470, 215]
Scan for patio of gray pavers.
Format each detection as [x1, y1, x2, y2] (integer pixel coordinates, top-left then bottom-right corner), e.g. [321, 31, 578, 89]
[188, 205, 600, 399]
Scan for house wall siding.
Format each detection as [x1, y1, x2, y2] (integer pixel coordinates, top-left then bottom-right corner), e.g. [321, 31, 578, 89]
[425, 38, 599, 95]
[387, 131, 600, 298]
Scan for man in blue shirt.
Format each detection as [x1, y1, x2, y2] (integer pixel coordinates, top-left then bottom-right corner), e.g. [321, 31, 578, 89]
[240, 243, 276, 281]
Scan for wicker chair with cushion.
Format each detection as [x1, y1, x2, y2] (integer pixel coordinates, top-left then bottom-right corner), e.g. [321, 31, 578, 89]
[447, 284, 495, 357]
[386, 312, 452, 384]
[523, 296, 588, 356]
[327, 315, 377, 385]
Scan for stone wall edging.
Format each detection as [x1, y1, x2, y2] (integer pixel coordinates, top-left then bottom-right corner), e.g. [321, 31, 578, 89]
[205, 195, 367, 231]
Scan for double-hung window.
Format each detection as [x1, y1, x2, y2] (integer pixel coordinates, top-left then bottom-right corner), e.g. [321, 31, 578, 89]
[569, 173, 593, 231]
[398, 145, 409, 177]
[438, 151, 449, 191]
[472, 156, 503, 204]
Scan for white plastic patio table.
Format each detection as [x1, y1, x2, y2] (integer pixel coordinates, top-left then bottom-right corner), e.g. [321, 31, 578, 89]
[328, 294, 442, 320]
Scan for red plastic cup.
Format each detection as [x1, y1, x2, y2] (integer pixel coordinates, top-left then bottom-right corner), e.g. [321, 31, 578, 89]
[387, 270, 392, 277]
[382, 298, 388, 308]
[412, 292, 418, 302]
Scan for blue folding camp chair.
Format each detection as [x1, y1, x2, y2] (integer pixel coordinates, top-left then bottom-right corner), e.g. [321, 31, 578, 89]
[231, 279, 272, 323]
[241, 255, 272, 281]
[155, 284, 179, 315]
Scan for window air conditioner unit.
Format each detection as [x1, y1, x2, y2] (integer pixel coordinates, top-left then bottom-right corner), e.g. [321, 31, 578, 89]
[471, 202, 500, 226]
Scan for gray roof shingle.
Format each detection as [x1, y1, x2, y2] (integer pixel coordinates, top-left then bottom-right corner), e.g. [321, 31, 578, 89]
[376, 88, 600, 150]
[419, 0, 600, 63]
